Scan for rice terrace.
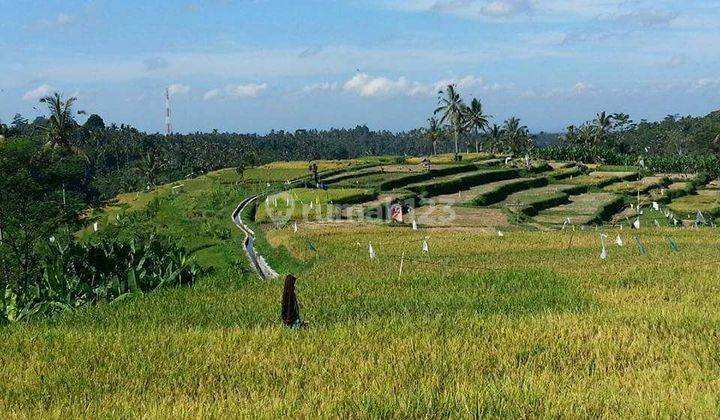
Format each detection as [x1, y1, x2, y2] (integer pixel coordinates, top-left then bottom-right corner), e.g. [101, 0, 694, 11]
[3, 1, 720, 418]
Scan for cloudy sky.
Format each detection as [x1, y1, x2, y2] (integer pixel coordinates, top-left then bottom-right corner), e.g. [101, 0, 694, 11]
[1, 0, 719, 134]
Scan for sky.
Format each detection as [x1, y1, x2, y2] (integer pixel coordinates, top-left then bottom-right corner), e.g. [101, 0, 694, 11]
[1, 0, 719, 134]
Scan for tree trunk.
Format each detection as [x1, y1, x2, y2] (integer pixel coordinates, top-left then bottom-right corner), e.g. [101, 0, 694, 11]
[454, 130, 459, 157]
[433, 141, 437, 156]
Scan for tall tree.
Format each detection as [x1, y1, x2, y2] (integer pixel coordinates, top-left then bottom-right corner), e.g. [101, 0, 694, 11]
[502, 117, 532, 154]
[39, 93, 77, 151]
[593, 111, 613, 145]
[463, 98, 491, 153]
[434, 84, 465, 159]
[424, 117, 443, 155]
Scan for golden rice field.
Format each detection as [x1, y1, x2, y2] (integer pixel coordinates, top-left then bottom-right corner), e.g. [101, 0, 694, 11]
[2, 164, 720, 418]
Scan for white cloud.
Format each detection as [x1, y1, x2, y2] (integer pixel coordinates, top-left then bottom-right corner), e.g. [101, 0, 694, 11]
[55, 13, 75, 26]
[342, 73, 492, 97]
[690, 78, 719, 92]
[168, 83, 191, 95]
[22, 84, 55, 101]
[203, 83, 267, 100]
[203, 88, 221, 100]
[302, 82, 339, 93]
[481, 0, 532, 17]
[225, 83, 267, 98]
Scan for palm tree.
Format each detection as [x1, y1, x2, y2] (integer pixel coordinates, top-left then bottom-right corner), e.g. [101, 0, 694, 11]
[485, 124, 504, 153]
[434, 84, 465, 159]
[593, 111, 613, 145]
[424, 117, 443, 155]
[502, 117, 531, 154]
[463, 98, 491, 153]
[39, 93, 77, 151]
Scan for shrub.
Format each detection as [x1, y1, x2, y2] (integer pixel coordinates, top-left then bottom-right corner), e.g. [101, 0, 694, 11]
[1, 235, 200, 322]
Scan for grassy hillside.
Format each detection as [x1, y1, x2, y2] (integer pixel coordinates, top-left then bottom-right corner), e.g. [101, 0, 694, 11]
[2, 162, 720, 417]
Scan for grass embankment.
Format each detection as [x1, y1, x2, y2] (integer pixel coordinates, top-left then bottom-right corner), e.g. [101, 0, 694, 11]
[2, 163, 720, 417]
[254, 187, 374, 223]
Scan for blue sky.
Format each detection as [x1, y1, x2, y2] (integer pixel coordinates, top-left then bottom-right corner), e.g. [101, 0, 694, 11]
[1, 0, 719, 134]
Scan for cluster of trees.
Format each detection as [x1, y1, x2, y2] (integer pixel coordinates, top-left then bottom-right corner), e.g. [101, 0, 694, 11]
[428, 84, 533, 157]
[537, 111, 720, 175]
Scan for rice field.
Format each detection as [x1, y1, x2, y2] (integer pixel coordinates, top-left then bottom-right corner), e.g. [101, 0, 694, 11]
[3, 160, 720, 417]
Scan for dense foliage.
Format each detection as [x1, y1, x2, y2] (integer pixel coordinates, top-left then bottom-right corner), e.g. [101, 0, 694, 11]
[1, 234, 200, 323]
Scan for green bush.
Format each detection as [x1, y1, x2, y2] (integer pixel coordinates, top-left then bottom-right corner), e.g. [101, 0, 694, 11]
[1, 235, 200, 322]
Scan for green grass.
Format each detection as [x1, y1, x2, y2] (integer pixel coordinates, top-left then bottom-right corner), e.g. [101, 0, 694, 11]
[534, 192, 623, 225]
[4, 160, 720, 417]
[667, 190, 720, 219]
[254, 187, 374, 223]
[559, 174, 619, 188]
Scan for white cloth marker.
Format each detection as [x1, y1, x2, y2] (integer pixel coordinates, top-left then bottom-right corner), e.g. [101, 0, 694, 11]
[615, 235, 623, 246]
[368, 242, 376, 259]
[422, 239, 429, 253]
[600, 234, 608, 259]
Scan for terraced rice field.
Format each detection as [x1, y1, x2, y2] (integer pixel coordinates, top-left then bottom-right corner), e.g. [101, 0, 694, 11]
[429, 177, 539, 205]
[534, 192, 623, 225]
[255, 187, 373, 222]
[603, 176, 668, 194]
[500, 184, 585, 216]
[667, 189, 720, 220]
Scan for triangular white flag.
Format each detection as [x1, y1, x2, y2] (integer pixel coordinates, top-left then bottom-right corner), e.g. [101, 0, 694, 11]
[422, 239, 429, 253]
[368, 242, 376, 259]
[632, 218, 640, 230]
[600, 234, 608, 259]
[615, 235, 623, 246]
[412, 220, 418, 231]
[93, 222, 98, 232]
[652, 202, 659, 211]
[293, 221, 298, 233]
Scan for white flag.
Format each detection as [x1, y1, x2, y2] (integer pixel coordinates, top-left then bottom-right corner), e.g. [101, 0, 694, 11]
[412, 220, 418, 231]
[497, 230, 504, 237]
[368, 242, 376, 259]
[422, 239, 429, 253]
[654, 219, 661, 227]
[310, 202, 314, 210]
[673, 218, 678, 226]
[293, 221, 298, 233]
[652, 202, 659, 211]
[633, 218, 640, 230]
[615, 235, 623, 246]
[562, 217, 570, 230]
[93, 222, 98, 232]
[696, 210, 706, 225]
[600, 234, 608, 259]
[504, 157, 511, 165]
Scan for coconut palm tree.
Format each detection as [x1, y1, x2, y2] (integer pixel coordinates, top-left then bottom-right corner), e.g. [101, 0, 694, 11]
[485, 124, 504, 153]
[424, 117, 443, 155]
[39, 93, 77, 151]
[463, 98, 491, 153]
[593, 111, 613, 145]
[434, 84, 465, 159]
[502, 117, 531, 154]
